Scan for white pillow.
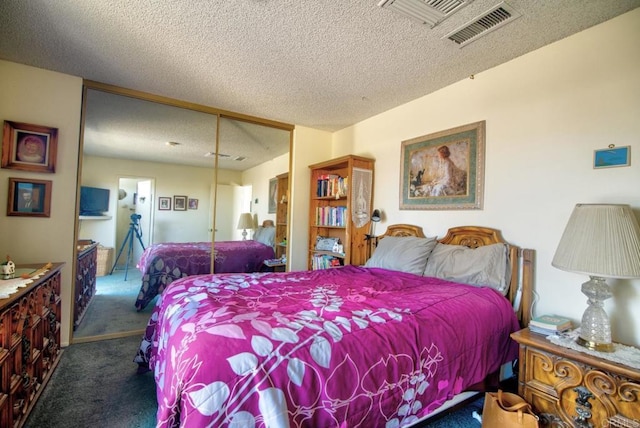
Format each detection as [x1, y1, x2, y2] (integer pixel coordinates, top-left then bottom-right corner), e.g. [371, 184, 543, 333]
[253, 226, 275, 247]
[365, 236, 438, 275]
[423, 243, 511, 295]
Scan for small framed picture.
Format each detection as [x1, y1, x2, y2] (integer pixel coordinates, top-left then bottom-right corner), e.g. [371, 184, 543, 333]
[2, 121, 58, 173]
[173, 195, 187, 211]
[593, 145, 630, 169]
[7, 177, 52, 217]
[188, 198, 199, 210]
[159, 196, 171, 210]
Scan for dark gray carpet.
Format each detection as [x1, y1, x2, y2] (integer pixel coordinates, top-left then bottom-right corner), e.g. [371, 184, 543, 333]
[74, 268, 157, 338]
[421, 396, 484, 427]
[25, 335, 156, 428]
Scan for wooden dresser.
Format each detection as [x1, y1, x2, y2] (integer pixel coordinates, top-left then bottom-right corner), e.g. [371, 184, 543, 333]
[0, 263, 63, 428]
[75, 241, 98, 330]
[511, 328, 640, 428]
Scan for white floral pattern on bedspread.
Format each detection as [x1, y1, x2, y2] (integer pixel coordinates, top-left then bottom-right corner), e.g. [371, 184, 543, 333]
[137, 265, 519, 427]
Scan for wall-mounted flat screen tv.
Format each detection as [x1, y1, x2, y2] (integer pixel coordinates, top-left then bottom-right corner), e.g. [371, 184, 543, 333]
[80, 186, 110, 216]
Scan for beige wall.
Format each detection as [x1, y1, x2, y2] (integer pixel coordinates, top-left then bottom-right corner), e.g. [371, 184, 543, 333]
[0, 61, 83, 346]
[289, 126, 332, 270]
[241, 152, 289, 228]
[81, 155, 228, 245]
[332, 10, 640, 346]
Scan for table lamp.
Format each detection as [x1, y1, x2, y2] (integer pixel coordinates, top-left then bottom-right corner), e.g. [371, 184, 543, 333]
[237, 212, 254, 240]
[552, 204, 640, 352]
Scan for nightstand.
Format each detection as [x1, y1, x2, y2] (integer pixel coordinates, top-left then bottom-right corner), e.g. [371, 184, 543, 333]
[263, 259, 286, 272]
[511, 328, 640, 427]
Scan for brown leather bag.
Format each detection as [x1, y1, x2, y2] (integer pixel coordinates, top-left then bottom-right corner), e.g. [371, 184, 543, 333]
[482, 390, 539, 427]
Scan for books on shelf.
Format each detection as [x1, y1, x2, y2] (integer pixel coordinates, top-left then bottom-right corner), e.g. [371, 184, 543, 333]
[529, 314, 573, 336]
[316, 175, 348, 198]
[311, 253, 343, 270]
[315, 206, 347, 227]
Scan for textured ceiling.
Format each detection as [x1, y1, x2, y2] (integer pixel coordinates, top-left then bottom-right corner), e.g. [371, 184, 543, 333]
[1, 1, 639, 167]
[82, 88, 291, 169]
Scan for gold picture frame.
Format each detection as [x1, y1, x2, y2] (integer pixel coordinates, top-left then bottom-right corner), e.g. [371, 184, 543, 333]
[2, 121, 58, 173]
[400, 121, 485, 210]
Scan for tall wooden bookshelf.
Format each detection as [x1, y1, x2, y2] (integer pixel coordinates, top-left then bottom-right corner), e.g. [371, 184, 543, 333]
[308, 155, 374, 270]
[275, 172, 289, 266]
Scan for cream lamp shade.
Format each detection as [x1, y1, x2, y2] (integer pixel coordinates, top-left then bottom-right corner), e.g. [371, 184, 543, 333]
[552, 203, 640, 351]
[237, 212, 254, 240]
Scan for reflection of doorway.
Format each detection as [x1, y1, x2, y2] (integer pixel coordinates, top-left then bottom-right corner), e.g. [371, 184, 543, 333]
[114, 177, 154, 269]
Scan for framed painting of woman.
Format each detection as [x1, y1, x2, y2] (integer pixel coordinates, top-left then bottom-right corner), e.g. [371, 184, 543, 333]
[400, 121, 485, 210]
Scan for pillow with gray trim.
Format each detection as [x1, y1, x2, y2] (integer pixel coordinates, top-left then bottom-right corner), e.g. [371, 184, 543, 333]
[364, 236, 438, 275]
[423, 243, 511, 295]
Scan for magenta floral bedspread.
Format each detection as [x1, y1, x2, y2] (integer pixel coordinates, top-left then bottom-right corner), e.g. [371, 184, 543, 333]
[136, 265, 519, 427]
[134, 240, 274, 310]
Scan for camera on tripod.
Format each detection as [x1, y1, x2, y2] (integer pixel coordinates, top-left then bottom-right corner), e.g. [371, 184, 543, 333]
[110, 213, 146, 279]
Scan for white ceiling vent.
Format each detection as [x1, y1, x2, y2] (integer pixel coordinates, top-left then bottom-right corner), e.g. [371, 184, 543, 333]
[378, 0, 473, 28]
[444, 2, 521, 47]
[204, 152, 231, 158]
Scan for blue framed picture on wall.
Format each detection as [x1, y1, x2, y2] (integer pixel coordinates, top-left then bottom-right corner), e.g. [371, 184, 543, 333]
[593, 145, 630, 169]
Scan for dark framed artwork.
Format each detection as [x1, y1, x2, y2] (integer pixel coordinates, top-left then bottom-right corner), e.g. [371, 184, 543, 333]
[188, 198, 199, 210]
[2, 121, 58, 173]
[400, 121, 485, 210]
[268, 177, 277, 214]
[159, 196, 171, 210]
[7, 177, 52, 217]
[173, 195, 187, 211]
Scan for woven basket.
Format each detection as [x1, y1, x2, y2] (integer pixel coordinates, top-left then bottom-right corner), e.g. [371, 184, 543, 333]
[96, 246, 114, 277]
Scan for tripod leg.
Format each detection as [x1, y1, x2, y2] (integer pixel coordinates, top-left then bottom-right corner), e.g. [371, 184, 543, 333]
[110, 228, 133, 275]
[134, 227, 146, 251]
[123, 228, 135, 281]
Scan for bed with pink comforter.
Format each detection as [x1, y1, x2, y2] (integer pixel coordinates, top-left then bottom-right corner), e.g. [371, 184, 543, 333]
[135, 265, 519, 427]
[134, 240, 274, 310]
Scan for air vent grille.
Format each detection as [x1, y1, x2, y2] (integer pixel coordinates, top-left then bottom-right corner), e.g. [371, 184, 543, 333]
[204, 152, 231, 158]
[204, 152, 246, 161]
[445, 2, 521, 47]
[378, 0, 473, 28]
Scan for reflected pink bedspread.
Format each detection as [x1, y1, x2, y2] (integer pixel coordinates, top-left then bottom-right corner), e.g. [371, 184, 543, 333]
[136, 265, 519, 427]
[134, 240, 274, 310]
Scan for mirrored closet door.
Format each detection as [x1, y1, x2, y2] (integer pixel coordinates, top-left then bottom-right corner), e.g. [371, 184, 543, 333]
[73, 82, 293, 343]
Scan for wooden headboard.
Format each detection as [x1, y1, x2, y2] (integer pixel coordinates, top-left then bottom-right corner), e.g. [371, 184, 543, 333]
[373, 224, 534, 327]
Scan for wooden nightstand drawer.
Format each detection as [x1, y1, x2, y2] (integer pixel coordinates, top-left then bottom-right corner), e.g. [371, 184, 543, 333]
[512, 329, 640, 428]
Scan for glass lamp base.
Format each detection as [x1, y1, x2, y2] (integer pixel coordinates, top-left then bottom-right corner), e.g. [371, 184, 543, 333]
[577, 275, 614, 353]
